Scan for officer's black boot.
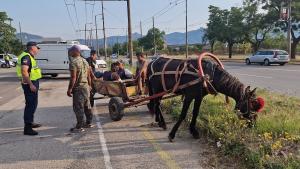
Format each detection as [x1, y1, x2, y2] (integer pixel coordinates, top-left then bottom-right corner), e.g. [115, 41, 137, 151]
[24, 123, 38, 136]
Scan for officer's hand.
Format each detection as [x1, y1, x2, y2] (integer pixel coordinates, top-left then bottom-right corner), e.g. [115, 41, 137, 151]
[67, 89, 73, 97]
[30, 84, 37, 93]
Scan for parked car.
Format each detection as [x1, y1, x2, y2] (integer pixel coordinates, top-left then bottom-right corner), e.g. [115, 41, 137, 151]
[111, 53, 118, 59]
[245, 50, 290, 66]
[0, 60, 14, 68]
[96, 59, 107, 68]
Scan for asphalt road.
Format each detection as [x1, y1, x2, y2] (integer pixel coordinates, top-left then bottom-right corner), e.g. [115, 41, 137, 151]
[223, 62, 300, 98]
[0, 62, 299, 169]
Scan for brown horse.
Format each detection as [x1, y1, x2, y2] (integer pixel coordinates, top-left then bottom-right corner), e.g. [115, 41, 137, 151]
[146, 57, 264, 142]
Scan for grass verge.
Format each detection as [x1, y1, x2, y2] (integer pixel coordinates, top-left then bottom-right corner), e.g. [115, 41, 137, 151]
[161, 89, 300, 169]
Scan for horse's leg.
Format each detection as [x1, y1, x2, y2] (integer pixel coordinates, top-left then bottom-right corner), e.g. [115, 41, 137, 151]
[168, 96, 193, 142]
[156, 97, 167, 130]
[189, 96, 203, 139]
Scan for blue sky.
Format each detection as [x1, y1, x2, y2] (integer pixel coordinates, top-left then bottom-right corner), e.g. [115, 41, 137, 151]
[1, 0, 242, 40]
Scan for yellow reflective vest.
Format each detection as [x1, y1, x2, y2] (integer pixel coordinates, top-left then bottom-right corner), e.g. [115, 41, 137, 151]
[16, 52, 42, 81]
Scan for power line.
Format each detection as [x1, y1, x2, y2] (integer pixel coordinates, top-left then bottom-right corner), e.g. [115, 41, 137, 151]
[64, 0, 77, 34]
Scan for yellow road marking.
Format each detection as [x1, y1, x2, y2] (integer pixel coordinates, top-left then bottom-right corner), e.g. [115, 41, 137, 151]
[142, 129, 181, 169]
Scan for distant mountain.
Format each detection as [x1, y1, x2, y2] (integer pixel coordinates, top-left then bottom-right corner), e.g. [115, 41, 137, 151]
[16, 28, 206, 47]
[165, 28, 206, 45]
[16, 33, 43, 44]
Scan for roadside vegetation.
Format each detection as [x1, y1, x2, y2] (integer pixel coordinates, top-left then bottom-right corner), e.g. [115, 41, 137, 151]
[161, 89, 300, 169]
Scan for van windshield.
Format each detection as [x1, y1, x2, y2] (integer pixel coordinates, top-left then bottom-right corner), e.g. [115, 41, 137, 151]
[80, 50, 90, 59]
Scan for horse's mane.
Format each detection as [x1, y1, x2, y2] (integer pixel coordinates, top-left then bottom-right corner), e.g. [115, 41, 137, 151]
[212, 65, 245, 102]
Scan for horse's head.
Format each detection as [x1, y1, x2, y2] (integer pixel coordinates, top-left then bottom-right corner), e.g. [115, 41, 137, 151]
[235, 86, 265, 126]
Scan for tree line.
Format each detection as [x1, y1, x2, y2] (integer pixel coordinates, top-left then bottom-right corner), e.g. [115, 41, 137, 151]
[0, 12, 23, 55]
[205, 0, 300, 59]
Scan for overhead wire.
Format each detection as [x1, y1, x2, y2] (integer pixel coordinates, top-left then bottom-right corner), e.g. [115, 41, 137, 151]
[64, 0, 77, 35]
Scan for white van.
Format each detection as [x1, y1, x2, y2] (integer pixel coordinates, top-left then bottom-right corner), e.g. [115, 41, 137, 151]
[36, 41, 106, 77]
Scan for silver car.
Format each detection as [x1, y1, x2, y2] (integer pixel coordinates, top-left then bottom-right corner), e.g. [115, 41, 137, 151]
[245, 50, 290, 66]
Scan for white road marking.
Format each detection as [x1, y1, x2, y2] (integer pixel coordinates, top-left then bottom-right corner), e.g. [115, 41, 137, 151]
[255, 67, 300, 72]
[93, 101, 113, 169]
[234, 73, 273, 79]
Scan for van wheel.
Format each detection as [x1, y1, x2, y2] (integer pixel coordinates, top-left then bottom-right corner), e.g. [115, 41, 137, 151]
[51, 74, 58, 78]
[264, 59, 270, 66]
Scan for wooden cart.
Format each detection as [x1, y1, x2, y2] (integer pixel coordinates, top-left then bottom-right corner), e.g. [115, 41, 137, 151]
[91, 79, 176, 121]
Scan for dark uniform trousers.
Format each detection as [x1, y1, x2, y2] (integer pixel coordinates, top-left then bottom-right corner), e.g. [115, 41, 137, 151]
[22, 80, 39, 124]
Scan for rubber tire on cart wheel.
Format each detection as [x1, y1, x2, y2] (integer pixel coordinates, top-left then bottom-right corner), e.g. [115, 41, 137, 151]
[109, 97, 124, 121]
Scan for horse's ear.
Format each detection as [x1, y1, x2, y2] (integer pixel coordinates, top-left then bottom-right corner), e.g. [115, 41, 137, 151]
[249, 88, 257, 96]
[245, 86, 251, 93]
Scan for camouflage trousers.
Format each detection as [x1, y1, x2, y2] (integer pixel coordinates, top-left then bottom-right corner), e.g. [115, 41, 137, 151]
[72, 86, 93, 128]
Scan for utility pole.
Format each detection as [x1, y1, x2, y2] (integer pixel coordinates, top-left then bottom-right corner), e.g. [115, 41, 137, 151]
[95, 15, 100, 57]
[153, 16, 156, 55]
[85, 24, 87, 45]
[127, 0, 133, 65]
[185, 0, 188, 58]
[140, 20, 143, 52]
[19, 22, 23, 45]
[101, 0, 107, 60]
[140, 20, 143, 38]
[287, 0, 292, 59]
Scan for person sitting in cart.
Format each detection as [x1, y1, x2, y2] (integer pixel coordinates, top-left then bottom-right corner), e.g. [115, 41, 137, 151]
[115, 61, 133, 80]
[103, 62, 121, 81]
[86, 50, 103, 79]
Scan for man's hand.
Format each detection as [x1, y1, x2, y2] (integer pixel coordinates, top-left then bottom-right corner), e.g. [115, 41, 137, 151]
[29, 84, 37, 93]
[67, 89, 73, 97]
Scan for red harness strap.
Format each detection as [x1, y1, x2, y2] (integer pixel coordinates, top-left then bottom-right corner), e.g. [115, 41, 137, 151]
[197, 52, 224, 95]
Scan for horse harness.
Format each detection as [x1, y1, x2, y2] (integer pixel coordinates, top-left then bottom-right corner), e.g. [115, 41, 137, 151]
[148, 57, 218, 95]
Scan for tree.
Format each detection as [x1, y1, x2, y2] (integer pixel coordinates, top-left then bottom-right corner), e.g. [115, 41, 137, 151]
[0, 12, 22, 54]
[206, 6, 224, 53]
[206, 6, 245, 58]
[243, 0, 276, 53]
[138, 28, 165, 51]
[260, 0, 300, 59]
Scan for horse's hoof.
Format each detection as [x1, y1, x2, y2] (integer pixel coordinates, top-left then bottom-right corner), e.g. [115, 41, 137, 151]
[192, 133, 200, 139]
[168, 135, 173, 142]
[190, 128, 200, 139]
[159, 123, 167, 130]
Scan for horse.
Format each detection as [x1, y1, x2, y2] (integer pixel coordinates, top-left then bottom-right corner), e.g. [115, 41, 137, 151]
[146, 56, 264, 142]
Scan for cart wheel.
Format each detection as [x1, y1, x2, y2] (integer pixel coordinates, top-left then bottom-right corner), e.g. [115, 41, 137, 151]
[109, 97, 124, 121]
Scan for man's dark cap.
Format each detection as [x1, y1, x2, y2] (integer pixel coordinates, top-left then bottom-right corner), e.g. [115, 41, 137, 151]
[26, 41, 40, 49]
[90, 50, 96, 55]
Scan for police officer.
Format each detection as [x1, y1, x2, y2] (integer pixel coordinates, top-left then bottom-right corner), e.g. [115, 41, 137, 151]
[67, 45, 93, 133]
[16, 42, 42, 136]
[4, 53, 11, 68]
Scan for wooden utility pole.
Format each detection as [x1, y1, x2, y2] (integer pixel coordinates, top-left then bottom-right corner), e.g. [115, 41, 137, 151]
[140, 20, 143, 38]
[101, 0, 107, 60]
[140, 20, 143, 52]
[153, 16, 156, 55]
[95, 15, 100, 57]
[19, 22, 23, 45]
[127, 0, 133, 65]
[185, 0, 188, 58]
[85, 24, 87, 45]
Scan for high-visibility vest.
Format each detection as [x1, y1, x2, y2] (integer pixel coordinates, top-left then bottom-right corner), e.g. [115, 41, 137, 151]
[16, 52, 42, 81]
[4, 55, 10, 61]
